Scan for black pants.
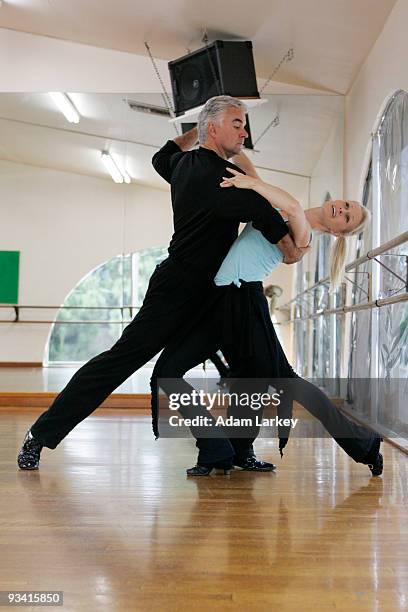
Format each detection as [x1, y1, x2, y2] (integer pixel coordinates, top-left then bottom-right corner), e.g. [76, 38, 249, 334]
[149, 285, 243, 463]
[151, 282, 380, 465]
[208, 353, 230, 378]
[30, 258, 233, 460]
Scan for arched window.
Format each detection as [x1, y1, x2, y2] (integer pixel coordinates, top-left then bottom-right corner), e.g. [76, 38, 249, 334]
[348, 90, 408, 433]
[46, 247, 167, 364]
[374, 91, 408, 434]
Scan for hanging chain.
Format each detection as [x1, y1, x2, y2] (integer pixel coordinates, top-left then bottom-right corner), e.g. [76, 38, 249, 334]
[260, 48, 294, 94]
[253, 48, 294, 147]
[144, 41, 179, 135]
[253, 114, 280, 147]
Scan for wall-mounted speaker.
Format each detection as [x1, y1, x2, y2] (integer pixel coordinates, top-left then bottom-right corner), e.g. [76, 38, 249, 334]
[168, 40, 259, 117]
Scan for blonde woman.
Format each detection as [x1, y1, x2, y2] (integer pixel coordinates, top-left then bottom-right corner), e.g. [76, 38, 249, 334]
[223, 152, 371, 288]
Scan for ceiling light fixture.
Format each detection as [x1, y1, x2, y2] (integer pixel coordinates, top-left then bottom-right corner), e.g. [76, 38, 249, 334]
[101, 151, 131, 184]
[48, 92, 80, 124]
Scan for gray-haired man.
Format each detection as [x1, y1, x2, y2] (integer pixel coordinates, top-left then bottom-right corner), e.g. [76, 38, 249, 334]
[18, 96, 303, 471]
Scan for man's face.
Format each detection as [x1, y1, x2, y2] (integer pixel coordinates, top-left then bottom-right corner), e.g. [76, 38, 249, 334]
[210, 107, 248, 158]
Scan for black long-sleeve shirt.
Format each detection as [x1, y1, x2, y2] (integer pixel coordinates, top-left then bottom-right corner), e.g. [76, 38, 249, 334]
[152, 140, 289, 283]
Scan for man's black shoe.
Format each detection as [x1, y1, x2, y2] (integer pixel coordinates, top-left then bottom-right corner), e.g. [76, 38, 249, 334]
[368, 452, 383, 477]
[234, 456, 276, 472]
[187, 458, 233, 476]
[17, 430, 43, 470]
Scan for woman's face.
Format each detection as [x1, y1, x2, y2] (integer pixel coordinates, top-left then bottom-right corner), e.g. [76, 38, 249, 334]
[322, 200, 363, 235]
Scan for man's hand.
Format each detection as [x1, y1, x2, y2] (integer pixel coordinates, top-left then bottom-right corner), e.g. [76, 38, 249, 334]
[277, 234, 309, 264]
[173, 126, 198, 151]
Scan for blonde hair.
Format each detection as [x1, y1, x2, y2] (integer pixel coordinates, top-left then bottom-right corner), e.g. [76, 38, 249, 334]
[329, 203, 371, 289]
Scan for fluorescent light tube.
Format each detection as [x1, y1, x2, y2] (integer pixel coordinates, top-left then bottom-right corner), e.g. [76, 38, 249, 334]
[48, 92, 80, 124]
[101, 151, 131, 184]
[121, 169, 131, 184]
[101, 151, 124, 184]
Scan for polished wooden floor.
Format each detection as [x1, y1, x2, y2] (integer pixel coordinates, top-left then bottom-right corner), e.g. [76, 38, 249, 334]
[1, 410, 407, 612]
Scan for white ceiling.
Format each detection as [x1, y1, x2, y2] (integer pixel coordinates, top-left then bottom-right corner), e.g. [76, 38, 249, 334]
[0, 0, 396, 189]
[0, 0, 396, 94]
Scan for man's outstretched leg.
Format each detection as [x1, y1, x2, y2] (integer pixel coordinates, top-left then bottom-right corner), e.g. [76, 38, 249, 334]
[18, 328, 160, 469]
[18, 258, 203, 469]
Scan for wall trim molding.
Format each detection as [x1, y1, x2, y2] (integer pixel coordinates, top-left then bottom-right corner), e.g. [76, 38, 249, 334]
[0, 392, 151, 409]
[0, 362, 42, 368]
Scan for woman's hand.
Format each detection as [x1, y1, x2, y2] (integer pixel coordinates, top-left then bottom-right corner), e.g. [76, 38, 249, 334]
[220, 167, 259, 190]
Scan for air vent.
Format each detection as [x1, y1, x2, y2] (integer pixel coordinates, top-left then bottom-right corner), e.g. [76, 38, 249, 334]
[125, 99, 171, 117]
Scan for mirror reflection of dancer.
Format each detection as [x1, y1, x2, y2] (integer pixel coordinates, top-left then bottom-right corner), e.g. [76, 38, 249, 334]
[264, 284, 283, 317]
[18, 96, 304, 471]
[151, 153, 383, 477]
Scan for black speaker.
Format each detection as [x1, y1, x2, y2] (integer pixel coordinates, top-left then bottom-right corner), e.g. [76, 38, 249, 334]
[168, 40, 259, 116]
[180, 122, 197, 134]
[181, 115, 254, 150]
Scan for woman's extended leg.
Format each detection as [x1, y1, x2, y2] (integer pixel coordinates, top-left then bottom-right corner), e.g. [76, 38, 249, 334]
[245, 289, 382, 471]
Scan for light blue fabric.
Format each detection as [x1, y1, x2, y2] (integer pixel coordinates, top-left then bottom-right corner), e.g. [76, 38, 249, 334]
[214, 222, 284, 287]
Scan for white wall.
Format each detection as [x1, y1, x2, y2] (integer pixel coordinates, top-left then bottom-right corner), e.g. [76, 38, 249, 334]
[345, 0, 408, 199]
[0, 159, 172, 362]
[310, 112, 344, 205]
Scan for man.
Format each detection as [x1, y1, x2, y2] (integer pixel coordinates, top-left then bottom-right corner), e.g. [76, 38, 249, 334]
[18, 95, 303, 471]
[150, 150, 382, 477]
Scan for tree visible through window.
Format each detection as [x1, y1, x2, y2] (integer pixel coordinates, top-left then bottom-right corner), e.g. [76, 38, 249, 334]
[47, 247, 167, 363]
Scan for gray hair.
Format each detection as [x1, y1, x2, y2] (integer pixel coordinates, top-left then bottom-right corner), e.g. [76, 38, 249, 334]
[197, 95, 247, 144]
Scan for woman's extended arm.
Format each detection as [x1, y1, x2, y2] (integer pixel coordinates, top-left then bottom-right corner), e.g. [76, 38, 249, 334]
[221, 169, 311, 248]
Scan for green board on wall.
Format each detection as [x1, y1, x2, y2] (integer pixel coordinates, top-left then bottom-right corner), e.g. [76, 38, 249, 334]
[0, 251, 20, 303]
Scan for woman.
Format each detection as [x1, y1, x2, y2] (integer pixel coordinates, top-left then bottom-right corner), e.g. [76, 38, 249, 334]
[219, 152, 371, 289]
[151, 155, 382, 477]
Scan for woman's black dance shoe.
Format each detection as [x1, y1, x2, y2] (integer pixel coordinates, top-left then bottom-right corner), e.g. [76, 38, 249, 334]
[368, 452, 383, 477]
[367, 437, 383, 477]
[186, 459, 233, 476]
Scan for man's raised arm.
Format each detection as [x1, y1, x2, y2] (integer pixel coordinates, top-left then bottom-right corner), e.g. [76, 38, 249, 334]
[173, 127, 198, 151]
[277, 234, 308, 264]
[152, 127, 197, 184]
